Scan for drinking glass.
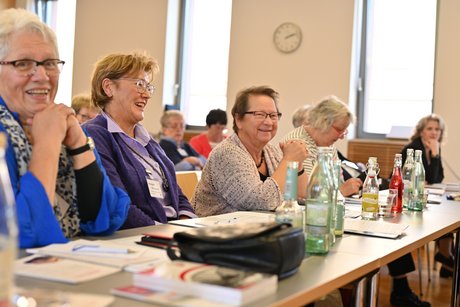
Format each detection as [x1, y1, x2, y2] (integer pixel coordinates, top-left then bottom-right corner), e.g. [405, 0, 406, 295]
[379, 189, 397, 218]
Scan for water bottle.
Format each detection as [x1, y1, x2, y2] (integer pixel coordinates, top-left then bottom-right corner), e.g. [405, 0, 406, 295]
[275, 161, 303, 228]
[361, 157, 380, 220]
[323, 148, 337, 245]
[305, 147, 333, 254]
[408, 149, 425, 211]
[389, 153, 404, 213]
[402, 148, 414, 208]
[0, 133, 18, 306]
[332, 159, 344, 236]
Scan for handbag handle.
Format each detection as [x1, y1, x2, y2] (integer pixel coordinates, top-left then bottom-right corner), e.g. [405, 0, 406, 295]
[166, 239, 181, 260]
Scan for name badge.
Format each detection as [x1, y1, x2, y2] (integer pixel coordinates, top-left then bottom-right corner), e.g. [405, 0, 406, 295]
[147, 177, 164, 199]
[178, 148, 188, 157]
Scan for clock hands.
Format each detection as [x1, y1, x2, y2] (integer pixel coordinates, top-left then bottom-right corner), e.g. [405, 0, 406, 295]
[285, 33, 297, 39]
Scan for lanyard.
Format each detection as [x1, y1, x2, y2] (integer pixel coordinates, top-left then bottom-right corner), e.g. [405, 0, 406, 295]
[120, 137, 169, 192]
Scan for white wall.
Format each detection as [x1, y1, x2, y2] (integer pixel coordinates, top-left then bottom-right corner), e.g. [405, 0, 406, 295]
[73, 0, 460, 182]
[73, 0, 168, 135]
[433, 0, 460, 182]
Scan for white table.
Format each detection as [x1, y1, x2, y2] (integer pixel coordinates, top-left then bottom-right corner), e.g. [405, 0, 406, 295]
[16, 196, 460, 306]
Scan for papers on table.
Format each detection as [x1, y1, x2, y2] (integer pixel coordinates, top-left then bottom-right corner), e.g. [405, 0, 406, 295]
[169, 211, 275, 228]
[132, 260, 277, 306]
[15, 255, 120, 284]
[111, 285, 227, 307]
[426, 182, 460, 192]
[14, 287, 114, 306]
[344, 218, 408, 239]
[26, 239, 169, 269]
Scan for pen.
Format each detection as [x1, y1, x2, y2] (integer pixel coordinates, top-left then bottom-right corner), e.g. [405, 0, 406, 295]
[72, 244, 132, 254]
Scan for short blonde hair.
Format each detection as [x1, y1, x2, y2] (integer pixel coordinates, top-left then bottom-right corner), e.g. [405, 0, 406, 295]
[307, 95, 354, 132]
[71, 94, 97, 114]
[91, 51, 160, 109]
[411, 114, 446, 143]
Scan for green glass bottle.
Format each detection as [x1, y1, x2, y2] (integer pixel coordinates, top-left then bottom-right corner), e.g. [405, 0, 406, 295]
[408, 149, 425, 211]
[275, 161, 304, 228]
[305, 147, 333, 254]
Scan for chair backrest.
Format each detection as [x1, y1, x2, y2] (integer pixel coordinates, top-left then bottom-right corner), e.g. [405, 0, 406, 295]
[175, 171, 201, 200]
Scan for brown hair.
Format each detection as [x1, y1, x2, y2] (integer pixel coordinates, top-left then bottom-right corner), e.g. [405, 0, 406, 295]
[91, 51, 159, 109]
[231, 86, 280, 133]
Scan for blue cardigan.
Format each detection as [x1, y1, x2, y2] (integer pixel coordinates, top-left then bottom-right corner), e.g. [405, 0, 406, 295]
[83, 115, 195, 228]
[0, 99, 130, 248]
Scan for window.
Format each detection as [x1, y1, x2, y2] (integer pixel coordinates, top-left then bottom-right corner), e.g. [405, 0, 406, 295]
[164, 0, 232, 128]
[29, 0, 76, 105]
[356, 0, 437, 138]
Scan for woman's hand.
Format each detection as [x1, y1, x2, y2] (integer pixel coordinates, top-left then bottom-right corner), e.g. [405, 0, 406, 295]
[279, 140, 309, 164]
[27, 103, 75, 205]
[340, 178, 363, 197]
[183, 156, 204, 169]
[424, 139, 440, 157]
[63, 112, 87, 149]
[29, 103, 73, 148]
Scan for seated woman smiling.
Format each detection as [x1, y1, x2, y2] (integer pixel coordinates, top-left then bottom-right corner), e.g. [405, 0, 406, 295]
[0, 9, 130, 248]
[192, 86, 308, 217]
[83, 52, 196, 228]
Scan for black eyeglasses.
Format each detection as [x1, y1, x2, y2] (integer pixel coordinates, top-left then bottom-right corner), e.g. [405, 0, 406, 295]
[117, 78, 156, 95]
[0, 59, 65, 76]
[244, 111, 282, 121]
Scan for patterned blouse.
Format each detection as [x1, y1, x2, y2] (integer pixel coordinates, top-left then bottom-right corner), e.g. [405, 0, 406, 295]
[192, 133, 283, 217]
[281, 126, 337, 176]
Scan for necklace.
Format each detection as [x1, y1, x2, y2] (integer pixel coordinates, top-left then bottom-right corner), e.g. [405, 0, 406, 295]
[256, 151, 264, 168]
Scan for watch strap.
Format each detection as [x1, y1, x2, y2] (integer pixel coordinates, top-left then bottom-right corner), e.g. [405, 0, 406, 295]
[66, 137, 94, 156]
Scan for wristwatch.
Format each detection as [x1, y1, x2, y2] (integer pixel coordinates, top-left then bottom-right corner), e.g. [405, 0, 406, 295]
[66, 137, 95, 156]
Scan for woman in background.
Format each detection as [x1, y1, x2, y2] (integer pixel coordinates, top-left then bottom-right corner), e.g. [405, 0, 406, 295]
[159, 110, 207, 171]
[283, 96, 362, 197]
[71, 93, 100, 124]
[189, 108, 227, 158]
[401, 114, 445, 184]
[84, 52, 195, 228]
[401, 114, 452, 278]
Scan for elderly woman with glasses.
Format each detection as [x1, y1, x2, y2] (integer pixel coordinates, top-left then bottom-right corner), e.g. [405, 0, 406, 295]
[83, 52, 196, 228]
[0, 9, 130, 248]
[192, 86, 308, 217]
[282, 95, 362, 197]
[159, 110, 206, 171]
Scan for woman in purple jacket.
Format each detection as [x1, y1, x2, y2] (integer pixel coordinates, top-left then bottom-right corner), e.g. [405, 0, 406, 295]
[83, 52, 196, 228]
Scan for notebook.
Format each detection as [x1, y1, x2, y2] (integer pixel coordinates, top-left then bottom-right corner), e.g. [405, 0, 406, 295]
[344, 218, 408, 239]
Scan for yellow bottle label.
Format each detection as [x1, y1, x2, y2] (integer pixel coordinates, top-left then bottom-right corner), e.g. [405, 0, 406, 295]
[362, 193, 379, 213]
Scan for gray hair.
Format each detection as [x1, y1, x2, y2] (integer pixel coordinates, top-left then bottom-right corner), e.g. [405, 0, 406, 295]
[0, 8, 58, 61]
[160, 110, 185, 128]
[307, 95, 354, 132]
[292, 104, 312, 128]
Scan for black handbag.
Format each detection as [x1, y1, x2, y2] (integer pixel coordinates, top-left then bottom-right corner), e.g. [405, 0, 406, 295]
[166, 222, 305, 279]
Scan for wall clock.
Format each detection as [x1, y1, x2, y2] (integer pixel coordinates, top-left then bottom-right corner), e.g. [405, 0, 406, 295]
[273, 22, 302, 53]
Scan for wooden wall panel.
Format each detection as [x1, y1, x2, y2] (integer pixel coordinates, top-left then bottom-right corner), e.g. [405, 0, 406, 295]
[0, 0, 15, 9]
[347, 139, 407, 178]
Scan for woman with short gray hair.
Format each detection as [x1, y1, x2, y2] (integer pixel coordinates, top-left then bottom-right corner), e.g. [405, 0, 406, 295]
[282, 95, 361, 197]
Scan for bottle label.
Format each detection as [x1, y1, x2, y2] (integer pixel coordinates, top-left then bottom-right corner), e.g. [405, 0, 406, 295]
[362, 193, 379, 213]
[306, 203, 329, 226]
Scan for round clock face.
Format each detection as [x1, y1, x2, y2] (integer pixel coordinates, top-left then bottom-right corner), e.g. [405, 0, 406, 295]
[273, 22, 302, 53]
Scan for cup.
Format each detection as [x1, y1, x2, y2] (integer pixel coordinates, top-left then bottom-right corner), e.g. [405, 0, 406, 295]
[379, 189, 397, 218]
